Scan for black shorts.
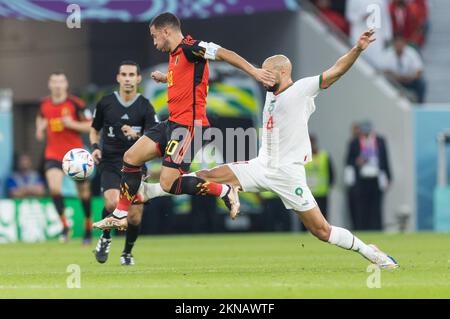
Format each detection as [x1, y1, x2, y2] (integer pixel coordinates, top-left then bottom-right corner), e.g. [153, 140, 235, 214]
[44, 159, 63, 172]
[98, 157, 147, 192]
[144, 120, 210, 173]
[44, 159, 87, 184]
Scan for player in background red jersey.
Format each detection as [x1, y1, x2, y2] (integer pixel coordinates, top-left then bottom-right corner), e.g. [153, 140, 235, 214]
[36, 71, 93, 244]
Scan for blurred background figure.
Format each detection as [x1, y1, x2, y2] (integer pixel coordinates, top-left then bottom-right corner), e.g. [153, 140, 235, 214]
[36, 72, 93, 243]
[313, 0, 349, 35]
[5, 154, 46, 199]
[345, 121, 392, 230]
[389, 0, 428, 49]
[305, 134, 335, 219]
[383, 35, 426, 103]
[345, 0, 392, 70]
[409, 0, 430, 48]
[344, 122, 361, 230]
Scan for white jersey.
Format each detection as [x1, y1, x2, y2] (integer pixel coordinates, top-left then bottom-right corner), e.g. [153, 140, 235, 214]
[259, 75, 322, 167]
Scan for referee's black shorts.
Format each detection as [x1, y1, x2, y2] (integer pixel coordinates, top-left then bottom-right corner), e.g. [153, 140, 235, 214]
[98, 156, 147, 192]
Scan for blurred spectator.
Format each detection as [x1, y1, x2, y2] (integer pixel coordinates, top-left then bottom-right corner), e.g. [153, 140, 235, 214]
[383, 35, 426, 102]
[346, 0, 393, 70]
[6, 154, 46, 198]
[389, 0, 425, 48]
[305, 135, 335, 218]
[344, 122, 361, 229]
[330, 0, 347, 16]
[345, 121, 391, 230]
[314, 0, 349, 35]
[409, 0, 429, 47]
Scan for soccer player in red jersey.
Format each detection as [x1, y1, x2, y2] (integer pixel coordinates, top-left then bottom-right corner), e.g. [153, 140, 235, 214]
[93, 12, 276, 231]
[36, 71, 93, 243]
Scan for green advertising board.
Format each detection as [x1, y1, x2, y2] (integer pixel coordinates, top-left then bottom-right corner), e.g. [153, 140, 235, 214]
[0, 197, 104, 243]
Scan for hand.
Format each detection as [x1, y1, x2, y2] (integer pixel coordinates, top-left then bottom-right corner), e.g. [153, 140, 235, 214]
[356, 29, 376, 51]
[36, 129, 44, 142]
[396, 75, 415, 84]
[356, 157, 367, 167]
[252, 68, 276, 87]
[121, 125, 139, 140]
[151, 71, 167, 83]
[61, 116, 76, 129]
[25, 184, 45, 197]
[92, 149, 102, 165]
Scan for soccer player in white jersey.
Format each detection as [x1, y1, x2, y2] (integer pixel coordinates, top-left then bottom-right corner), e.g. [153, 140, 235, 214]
[137, 29, 398, 269]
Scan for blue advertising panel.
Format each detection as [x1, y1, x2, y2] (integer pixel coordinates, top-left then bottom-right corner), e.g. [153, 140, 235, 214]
[414, 107, 450, 230]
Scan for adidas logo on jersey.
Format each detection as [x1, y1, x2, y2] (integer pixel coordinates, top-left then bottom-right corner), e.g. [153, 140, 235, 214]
[121, 114, 130, 120]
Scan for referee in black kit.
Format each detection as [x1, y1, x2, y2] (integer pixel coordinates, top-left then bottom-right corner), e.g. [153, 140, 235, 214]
[89, 60, 158, 265]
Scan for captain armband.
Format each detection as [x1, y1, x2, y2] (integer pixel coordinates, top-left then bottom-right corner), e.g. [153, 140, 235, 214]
[198, 41, 222, 60]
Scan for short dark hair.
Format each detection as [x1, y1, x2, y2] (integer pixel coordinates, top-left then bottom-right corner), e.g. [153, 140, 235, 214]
[49, 70, 66, 77]
[118, 60, 141, 75]
[150, 12, 181, 30]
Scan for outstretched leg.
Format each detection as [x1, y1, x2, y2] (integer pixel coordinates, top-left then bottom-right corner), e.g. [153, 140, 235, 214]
[93, 135, 159, 231]
[162, 165, 241, 219]
[138, 165, 242, 219]
[297, 205, 398, 269]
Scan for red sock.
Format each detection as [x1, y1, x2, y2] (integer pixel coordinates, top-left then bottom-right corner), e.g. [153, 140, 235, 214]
[85, 218, 92, 231]
[199, 181, 223, 196]
[169, 176, 226, 197]
[117, 195, 132, 211]
[60, 215, 69, 229]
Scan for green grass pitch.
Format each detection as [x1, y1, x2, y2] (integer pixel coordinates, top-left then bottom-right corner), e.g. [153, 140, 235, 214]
[0, 232, 449, 298]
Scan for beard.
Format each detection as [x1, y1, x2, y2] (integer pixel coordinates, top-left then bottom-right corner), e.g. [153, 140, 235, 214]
[265, 82, 280, 93]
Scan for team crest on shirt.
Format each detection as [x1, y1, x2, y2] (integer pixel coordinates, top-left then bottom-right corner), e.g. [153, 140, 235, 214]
[295, 187, 303, 197]
[61, 106, 71, 116]
[268, 99, 276, 113]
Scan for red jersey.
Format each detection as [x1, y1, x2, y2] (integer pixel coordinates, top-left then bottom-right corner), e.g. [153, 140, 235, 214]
[389, 3, 419, 44]
[40, 95, 90, 161]
[167, 35, 210, 127]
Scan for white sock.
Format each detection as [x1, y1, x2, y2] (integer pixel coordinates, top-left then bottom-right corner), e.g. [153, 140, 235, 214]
[143, 182, 171, 200]
[328, 226, 376, 262]
[220, 185, 231, 198]
[112, 209, 128, 219]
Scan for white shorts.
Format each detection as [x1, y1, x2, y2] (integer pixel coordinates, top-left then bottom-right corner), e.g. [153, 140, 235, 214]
[228, 157, 317, 212]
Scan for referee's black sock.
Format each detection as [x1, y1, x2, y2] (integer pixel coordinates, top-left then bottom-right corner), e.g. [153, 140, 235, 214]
[123, 223, 140, 254]
[102, 207, 112, 239]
